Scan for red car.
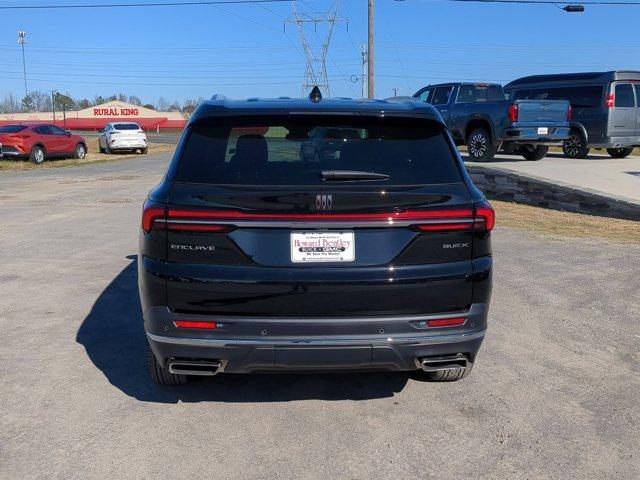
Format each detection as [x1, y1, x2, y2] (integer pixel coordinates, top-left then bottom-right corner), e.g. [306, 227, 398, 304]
[0, 124, 87, 164]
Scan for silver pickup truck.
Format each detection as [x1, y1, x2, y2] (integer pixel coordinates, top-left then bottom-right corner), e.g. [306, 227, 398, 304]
[413, 82, 571, 161]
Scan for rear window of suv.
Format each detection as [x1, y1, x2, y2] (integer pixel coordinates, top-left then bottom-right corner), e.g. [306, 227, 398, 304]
[175, 115, 463, 185]
[0, 125, 27, 133]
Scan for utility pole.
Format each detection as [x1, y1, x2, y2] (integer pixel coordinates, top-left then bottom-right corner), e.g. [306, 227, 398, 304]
[285, 1, 347, 98]
[367, 0, 374, 99]
[51, 90, 57, 124]
[361, 43, 367, 99]
[18, 31, 28, 98]
[392, 88, 399, 98]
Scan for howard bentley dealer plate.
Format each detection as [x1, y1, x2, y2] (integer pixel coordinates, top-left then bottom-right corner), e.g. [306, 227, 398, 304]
[290, 231, 355, 263]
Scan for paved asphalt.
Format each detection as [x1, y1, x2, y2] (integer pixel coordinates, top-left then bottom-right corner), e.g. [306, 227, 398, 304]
[0, 153, 638, 479]
[462, 151, 640, 205]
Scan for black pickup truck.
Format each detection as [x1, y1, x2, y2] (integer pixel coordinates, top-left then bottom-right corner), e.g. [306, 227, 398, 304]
[413, 83, 571, 161]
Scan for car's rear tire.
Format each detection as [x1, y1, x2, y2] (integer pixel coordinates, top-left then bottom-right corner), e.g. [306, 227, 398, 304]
[73, 143, 86, 159]
[521, 145, 549, 161]
[30, 146, 45, 164]
[467, 128, 496, 162]
[105, 143, 111, 155]
[562, 130, 590, 159]
[606, 147, 634, 158]
[140, 147, 148, 154]
[145, 343, 187, 385]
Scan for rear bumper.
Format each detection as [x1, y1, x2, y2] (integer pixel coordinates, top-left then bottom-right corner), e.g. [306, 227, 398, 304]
[109, 139, 146, 149]
[592, 136, 640, 148]
[0, 145, 25, 157]
[503, 126, 570, 144]
[144, 304, 488, 373]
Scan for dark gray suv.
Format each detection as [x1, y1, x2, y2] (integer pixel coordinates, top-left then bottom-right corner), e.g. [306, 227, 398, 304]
[505, 71, 640, 158]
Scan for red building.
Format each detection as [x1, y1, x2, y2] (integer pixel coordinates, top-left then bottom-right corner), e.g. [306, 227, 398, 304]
[0, 100, 187, 131]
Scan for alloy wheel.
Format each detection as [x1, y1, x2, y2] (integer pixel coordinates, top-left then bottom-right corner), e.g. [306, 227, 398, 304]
[563, 134, 581, 157]
[34, 148, 44, 163]
[469, 133, 487, 158]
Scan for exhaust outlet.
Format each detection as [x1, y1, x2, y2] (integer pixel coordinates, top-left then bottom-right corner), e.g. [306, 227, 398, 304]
[420, 355, 468, 373]
[168, 360, 222, 376]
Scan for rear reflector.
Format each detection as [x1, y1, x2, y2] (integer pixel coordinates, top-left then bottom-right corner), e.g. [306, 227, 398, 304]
[174, 320, 217, 330]
[412, 316, 467, 328]
[427, 317, 466, 328]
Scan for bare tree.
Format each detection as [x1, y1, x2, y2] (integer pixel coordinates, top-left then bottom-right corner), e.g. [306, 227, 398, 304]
[30, 90, 53, 111]
[0, 93, 22, 113]
[128, 95, 142, 106]
[156, 96, 169, 111]
[182, 97, 205, 116]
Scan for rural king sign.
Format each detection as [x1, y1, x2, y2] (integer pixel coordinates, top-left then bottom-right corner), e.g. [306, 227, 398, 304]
[93, 106, 140, 116]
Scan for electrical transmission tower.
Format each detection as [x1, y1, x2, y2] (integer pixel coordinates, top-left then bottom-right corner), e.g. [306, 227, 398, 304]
[285, 1, 346, 98]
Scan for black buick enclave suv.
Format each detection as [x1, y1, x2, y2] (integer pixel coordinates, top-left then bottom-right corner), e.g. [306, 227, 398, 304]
[139, 93, 494, 384]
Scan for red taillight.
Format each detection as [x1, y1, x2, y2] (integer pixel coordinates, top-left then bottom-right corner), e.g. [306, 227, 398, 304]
[141, 202, 233, 234]
[427, 317, 466, 328]
[567, 104, 573, 121]
[141, 199, 165, 233]
[163, 223, 230, 233]
[474, 201, 495, 232]
[507, 103, 519, 123]
[142, 205, 495, 233]
[414, 203, 494, 233]
[411, 208, 474, 232]
[605, 93, 615, 108]
[416, 223, 474, 232]
[174, 320, 217, 330]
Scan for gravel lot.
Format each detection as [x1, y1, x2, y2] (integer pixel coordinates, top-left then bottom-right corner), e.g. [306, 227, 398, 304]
[0, 153, 638, 479]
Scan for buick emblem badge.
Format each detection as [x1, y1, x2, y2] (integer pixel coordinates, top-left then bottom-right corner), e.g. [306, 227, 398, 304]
[316, 194, 333, 211]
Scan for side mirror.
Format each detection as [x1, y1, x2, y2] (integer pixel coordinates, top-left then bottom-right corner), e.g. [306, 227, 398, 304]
[66, 131, 71, 136]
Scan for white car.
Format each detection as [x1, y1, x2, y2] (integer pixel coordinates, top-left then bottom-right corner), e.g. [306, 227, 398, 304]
[98, 122, 148, 154]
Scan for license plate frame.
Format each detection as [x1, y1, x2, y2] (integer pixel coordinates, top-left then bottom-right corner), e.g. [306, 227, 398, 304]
[537, 127, 549, 135]
[290, 231, 355, 263]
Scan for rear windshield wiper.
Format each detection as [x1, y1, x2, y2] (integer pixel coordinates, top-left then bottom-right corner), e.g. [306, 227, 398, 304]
[321, 170, 390, 181]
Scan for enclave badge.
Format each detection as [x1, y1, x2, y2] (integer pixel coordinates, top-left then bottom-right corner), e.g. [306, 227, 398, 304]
[171, 244, 216, 251]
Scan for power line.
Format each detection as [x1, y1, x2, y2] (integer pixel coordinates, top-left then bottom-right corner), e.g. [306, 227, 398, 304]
[0, 0, 304, 10]
[416, 0, 640, 5]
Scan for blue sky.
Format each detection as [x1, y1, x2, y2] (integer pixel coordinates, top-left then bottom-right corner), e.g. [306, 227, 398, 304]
[1, 0, 639, 105]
